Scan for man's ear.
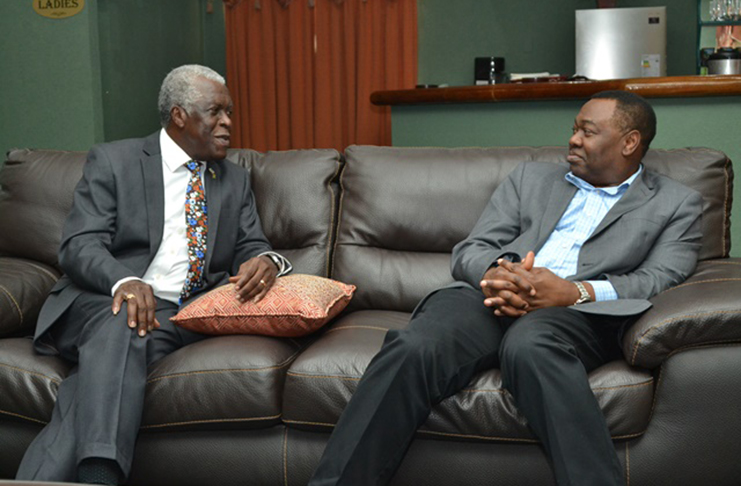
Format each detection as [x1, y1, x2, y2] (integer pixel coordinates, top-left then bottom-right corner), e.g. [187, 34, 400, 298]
[170, 106, 187, 129]
[622, 130, 642, 157]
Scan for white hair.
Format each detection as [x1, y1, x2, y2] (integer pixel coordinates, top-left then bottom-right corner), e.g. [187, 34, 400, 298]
[158, 65, 226, 127]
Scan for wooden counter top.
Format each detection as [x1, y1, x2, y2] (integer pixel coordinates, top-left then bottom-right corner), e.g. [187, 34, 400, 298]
[371, 75, 741, 106]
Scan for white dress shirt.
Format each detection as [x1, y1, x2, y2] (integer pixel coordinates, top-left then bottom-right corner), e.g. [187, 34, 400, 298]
[112, 129, 290, 304]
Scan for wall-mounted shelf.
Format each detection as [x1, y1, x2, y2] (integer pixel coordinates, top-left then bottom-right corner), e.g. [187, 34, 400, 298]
[371, 75, 741, 106]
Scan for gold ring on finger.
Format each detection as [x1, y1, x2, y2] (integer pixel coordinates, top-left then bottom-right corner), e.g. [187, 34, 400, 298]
[125, 293, 136, 301]
[259, 279, 267, 288]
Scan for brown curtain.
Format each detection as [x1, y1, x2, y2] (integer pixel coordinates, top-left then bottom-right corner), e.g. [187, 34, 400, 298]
[224, 0, 417, 151]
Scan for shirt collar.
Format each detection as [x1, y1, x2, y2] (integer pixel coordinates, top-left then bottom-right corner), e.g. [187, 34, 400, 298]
[565, 164, 643, 196]
[159, 128, 197, 173]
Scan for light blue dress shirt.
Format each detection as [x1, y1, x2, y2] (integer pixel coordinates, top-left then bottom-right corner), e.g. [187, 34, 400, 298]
[533, 165, 643, 302]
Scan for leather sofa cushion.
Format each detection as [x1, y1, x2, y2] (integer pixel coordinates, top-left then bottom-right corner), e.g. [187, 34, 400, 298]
[0, 150, 86, 269]
[282, 310, 654, 441]
[0, 338, 71, 424]
[226, 148, 342, 277]
[624, 258, 741, 368]
[141, 334, 307, 431]
[0, 335, 308, 432]
[334, 146, 732, 313]
[0, 258, 60, 337]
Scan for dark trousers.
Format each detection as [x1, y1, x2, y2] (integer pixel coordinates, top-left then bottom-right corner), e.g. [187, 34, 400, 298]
[308, 287, 628, 486]
[16, 292, 206, 483]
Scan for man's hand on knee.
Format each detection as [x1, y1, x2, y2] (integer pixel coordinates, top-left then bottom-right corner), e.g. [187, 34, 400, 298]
[112, 281, 160, 337]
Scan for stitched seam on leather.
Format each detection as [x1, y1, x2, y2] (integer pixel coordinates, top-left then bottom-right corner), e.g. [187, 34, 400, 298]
[21, 261, 60, 282]
[698, 259, 741, 265]
[283, 427, 289, 486]
[140, 413, 282, 430]
[417, 430, 539, 443]
[282, 419, 646, 442]
[663, 277, 741, 292]
[421, 429, 645, 442]
[591, 380, 653, 392]
[0, 284, 23, 325]
[283, 418, 335, 428]
[460, 379, 652, 394]
[286, 371, 361, 381]
[146, 351, 299, 384]
[629, 310, 741, 365]
[625, 441, 631, 486]
[326, 325, 390, 333]
[0, 362, 61, 384]
[0, 408, 48, 425]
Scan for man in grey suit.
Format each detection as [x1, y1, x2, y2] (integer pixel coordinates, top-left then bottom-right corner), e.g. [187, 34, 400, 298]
[16, 65, 290, 484]
[308, 91, 703, 486]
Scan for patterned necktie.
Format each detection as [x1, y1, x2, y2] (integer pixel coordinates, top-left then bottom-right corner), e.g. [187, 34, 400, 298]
[180, 161, 208, 305]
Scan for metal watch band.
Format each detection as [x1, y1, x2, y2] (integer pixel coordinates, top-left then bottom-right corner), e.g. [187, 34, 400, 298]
[574, 281, 592, 305]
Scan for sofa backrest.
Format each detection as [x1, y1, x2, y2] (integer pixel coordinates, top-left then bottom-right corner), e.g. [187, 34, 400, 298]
[332, 145, 733, 313]
[0, 147, 342, 278]
[226, 148, 342, 277]
[0, 149, 87, 269]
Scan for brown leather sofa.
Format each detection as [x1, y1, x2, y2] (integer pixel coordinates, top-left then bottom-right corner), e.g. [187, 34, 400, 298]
[1, 145, 740, 486]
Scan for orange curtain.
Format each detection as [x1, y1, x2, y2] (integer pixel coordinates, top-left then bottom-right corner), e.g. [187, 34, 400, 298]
[224, 0, 417, 151]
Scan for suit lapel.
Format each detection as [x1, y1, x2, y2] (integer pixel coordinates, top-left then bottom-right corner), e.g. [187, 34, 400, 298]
[141, 133, 165, 261]
[204, 161, 222, 275]
[588, 170, 656, 241]
[535, 178, 577, 252]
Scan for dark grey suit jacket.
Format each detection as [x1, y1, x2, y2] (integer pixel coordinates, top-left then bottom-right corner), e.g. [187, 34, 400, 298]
[450, 162, 704, 316]
[34, 132, 273, 353]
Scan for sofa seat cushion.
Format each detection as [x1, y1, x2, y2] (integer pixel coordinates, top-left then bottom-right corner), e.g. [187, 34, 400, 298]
[142, 334, 306, 431]
[0, 338, 70, 425]
[0, 335, 307, 433]
[0, 257, 60, 338]
[283, 310, 654, 442]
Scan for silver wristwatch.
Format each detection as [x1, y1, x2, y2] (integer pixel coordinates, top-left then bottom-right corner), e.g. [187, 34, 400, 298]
[573, 281, 592, 305]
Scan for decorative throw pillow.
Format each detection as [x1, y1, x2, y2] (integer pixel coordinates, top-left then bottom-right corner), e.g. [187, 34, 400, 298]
[171, 274, 356, 337]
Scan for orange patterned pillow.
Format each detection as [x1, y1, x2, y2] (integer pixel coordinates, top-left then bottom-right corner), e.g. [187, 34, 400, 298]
[171, 274, 356, 337]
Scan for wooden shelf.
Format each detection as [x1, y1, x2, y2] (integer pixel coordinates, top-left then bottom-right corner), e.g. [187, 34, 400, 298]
[371, 75, 741, 106]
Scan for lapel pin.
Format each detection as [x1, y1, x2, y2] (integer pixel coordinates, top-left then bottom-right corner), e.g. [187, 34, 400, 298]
[208, 167, 216, 179]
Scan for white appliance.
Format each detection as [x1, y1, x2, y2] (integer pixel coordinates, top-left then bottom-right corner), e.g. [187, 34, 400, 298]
[576, 7, 667, 80]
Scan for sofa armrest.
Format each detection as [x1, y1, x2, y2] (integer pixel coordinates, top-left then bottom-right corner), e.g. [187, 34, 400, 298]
[0, 257, 60, 338]
[622, 258, 741, 369]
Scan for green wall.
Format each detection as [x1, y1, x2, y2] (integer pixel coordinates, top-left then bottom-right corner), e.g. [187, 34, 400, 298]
[418, 0, 697, 86]
[98, 0, 227, 142]
[0, 1, 104, 157]
[0, 0, 226, 159]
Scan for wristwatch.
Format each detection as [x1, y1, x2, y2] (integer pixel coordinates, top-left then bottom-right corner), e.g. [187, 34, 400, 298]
[267, 253, 282, 270]
[573, 281, 592, 305]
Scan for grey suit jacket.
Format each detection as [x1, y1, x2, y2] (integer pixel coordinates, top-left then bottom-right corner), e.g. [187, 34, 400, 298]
[450, 162, 704, 316]
[34, 132, 273, 352]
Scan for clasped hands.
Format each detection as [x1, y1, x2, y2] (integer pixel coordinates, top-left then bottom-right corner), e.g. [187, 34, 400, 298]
[111, 255, 277, 337]
[480, 251, 582, 317]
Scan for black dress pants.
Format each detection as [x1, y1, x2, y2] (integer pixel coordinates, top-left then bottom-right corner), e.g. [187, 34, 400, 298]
[308, 287, 628, 486]
[16, 292, 206, 483]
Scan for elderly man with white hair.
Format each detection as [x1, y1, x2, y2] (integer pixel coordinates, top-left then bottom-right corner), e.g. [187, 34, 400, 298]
[16, 64, 290, 485]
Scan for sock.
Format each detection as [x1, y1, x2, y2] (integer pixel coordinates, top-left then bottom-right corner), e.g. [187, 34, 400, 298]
[77, 457, 123, 485]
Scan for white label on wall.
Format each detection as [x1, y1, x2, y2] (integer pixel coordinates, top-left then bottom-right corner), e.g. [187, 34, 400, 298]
[641, 54, 661, 77]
